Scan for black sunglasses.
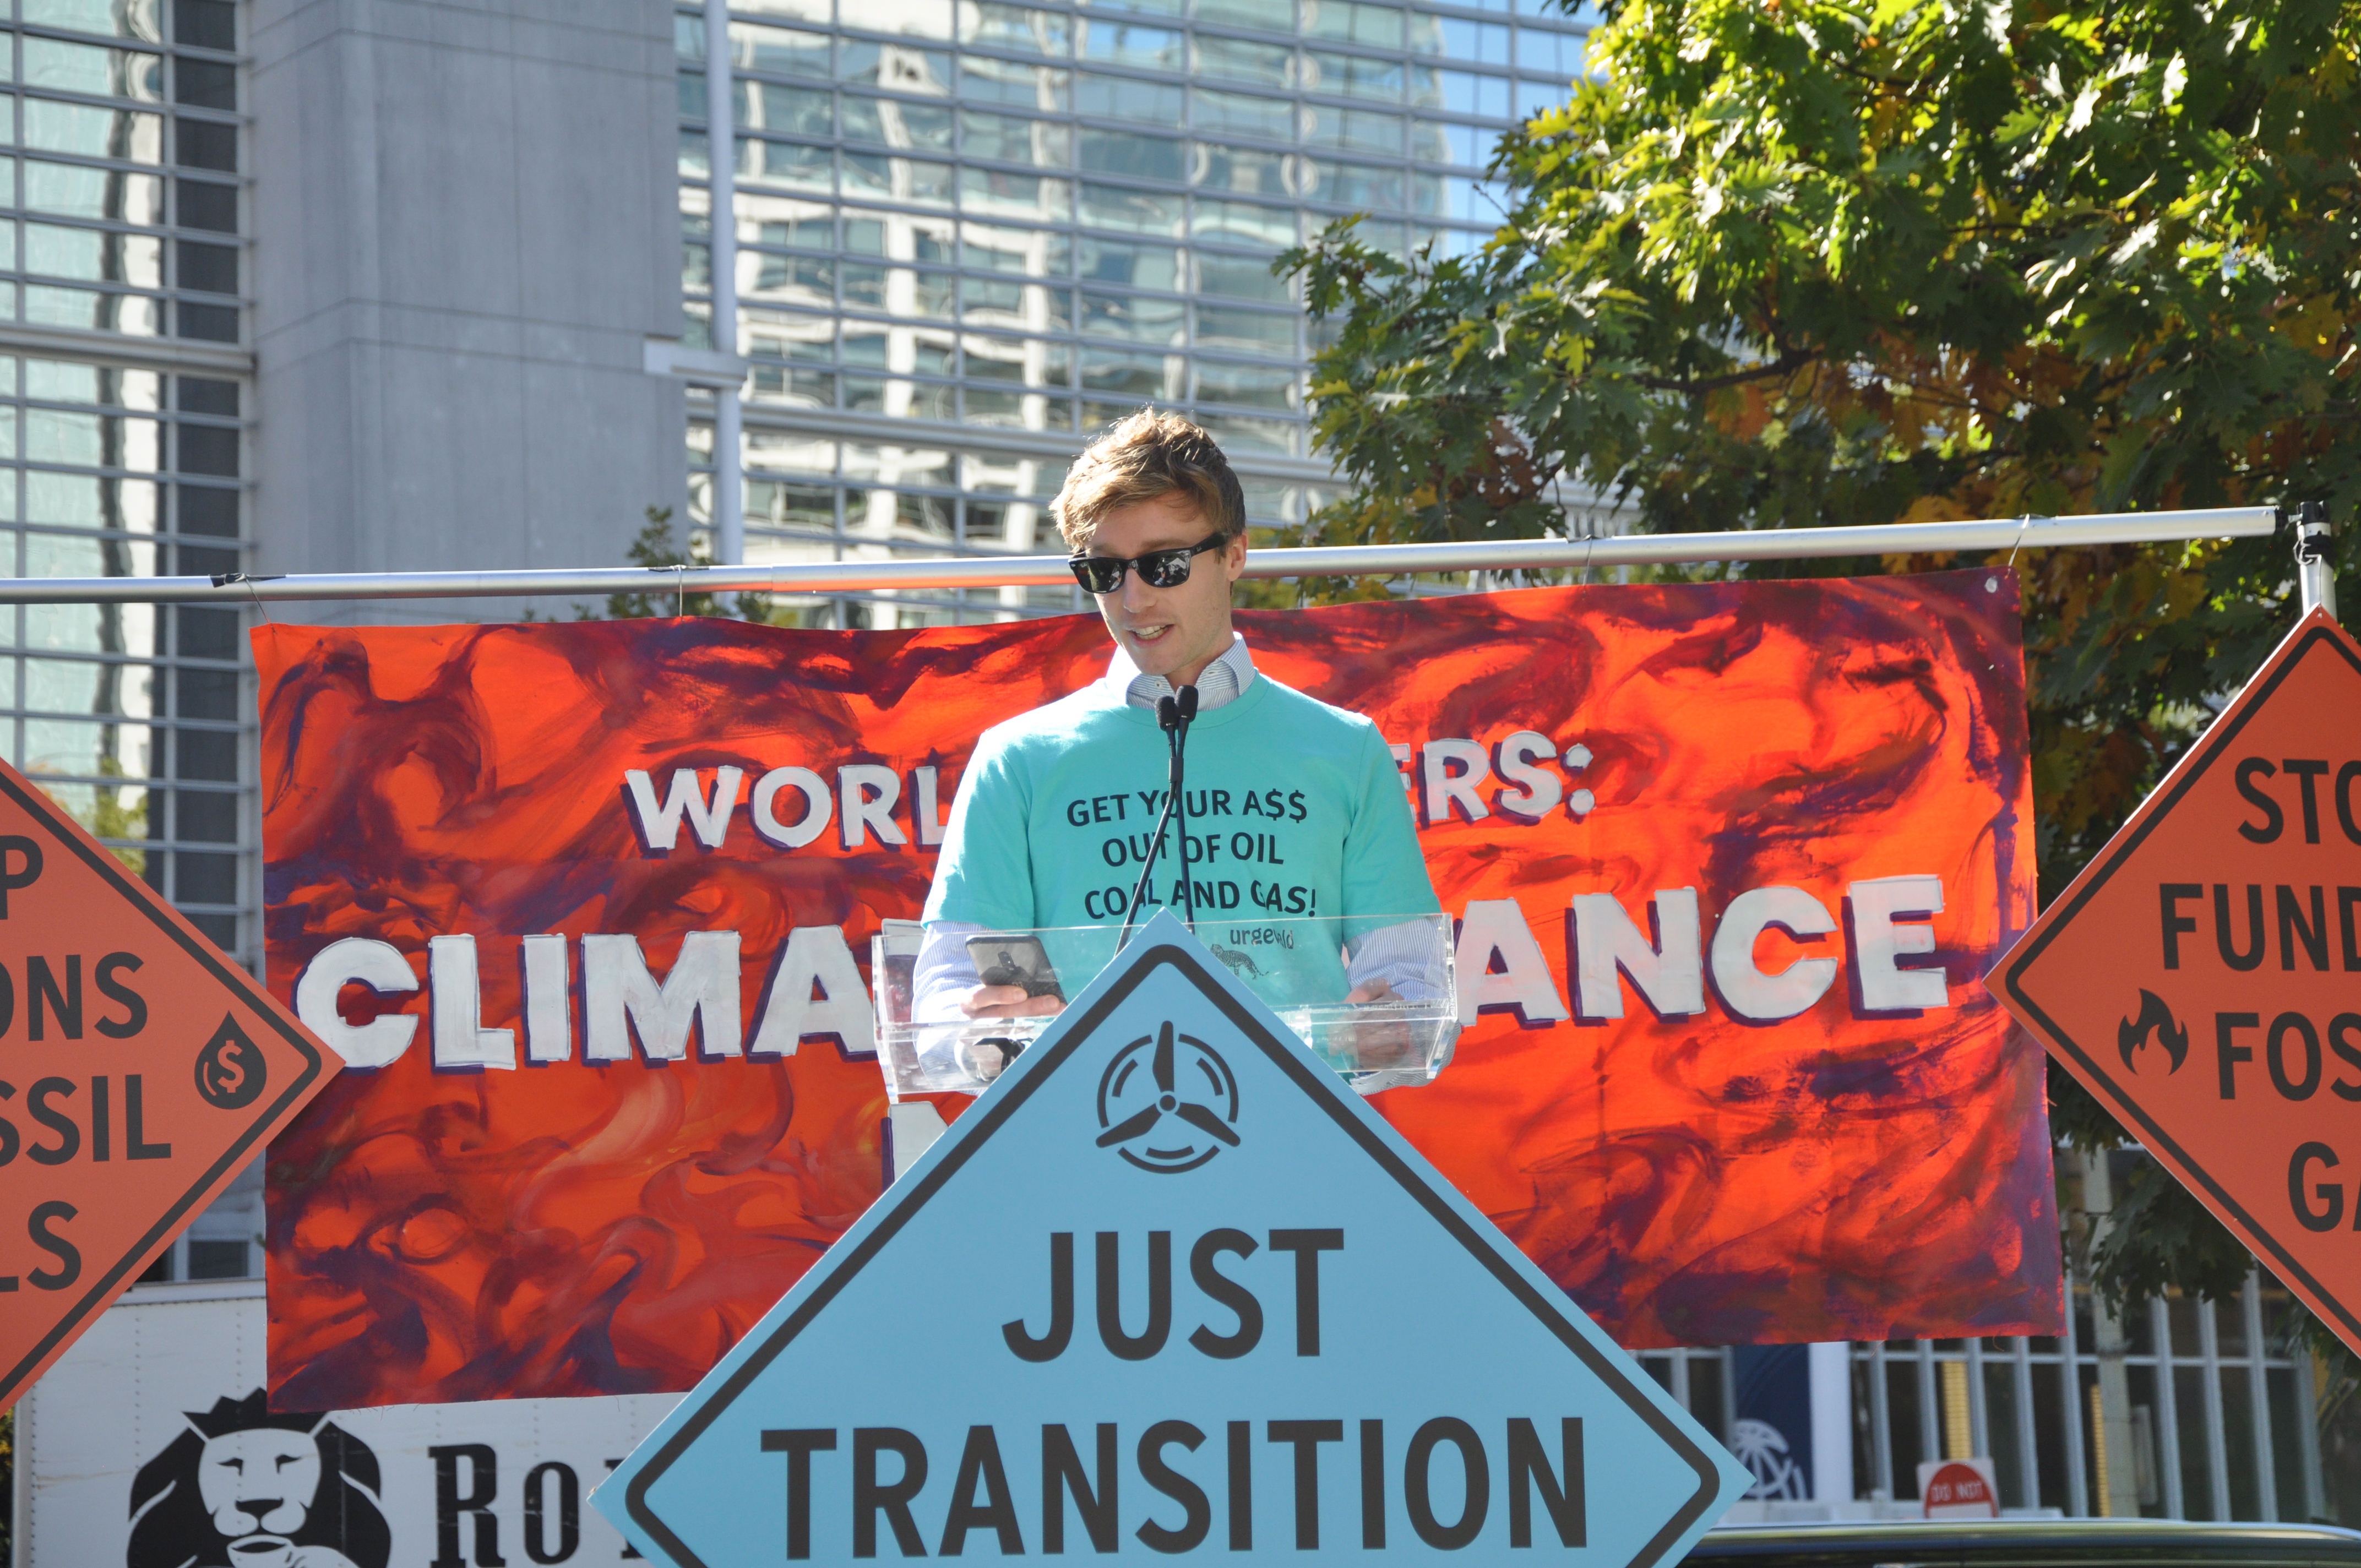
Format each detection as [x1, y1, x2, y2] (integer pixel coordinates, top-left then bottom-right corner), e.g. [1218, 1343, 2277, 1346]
[1067, 535, 1226, 595]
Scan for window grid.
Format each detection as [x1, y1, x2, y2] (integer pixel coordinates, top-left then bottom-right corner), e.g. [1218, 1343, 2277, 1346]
[0, 0, 251, 962]
[0, 4, 247, 346]
[0, 354, 252, 949]
[679, 0, 1588, 628]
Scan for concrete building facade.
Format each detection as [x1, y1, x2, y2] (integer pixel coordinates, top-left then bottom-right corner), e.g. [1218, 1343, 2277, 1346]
[249, 0, 685, 618]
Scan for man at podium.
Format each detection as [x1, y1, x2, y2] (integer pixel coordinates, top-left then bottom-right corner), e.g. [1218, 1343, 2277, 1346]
[915, 410, 1443, 1031]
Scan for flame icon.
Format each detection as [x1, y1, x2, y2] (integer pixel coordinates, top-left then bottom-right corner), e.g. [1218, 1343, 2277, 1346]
[2117, 989, 2188, 1075]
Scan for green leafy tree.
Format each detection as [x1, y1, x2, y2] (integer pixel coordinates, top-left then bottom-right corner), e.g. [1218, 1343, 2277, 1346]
[1285, 0, 2361, 1387]
[578, 506, 773, 622]
[90, 754, 148, 876]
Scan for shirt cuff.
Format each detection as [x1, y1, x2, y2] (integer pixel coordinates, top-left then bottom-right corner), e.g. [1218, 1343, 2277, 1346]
[914, 920, 988, 1022]
[1346, 919, 1446, 1001]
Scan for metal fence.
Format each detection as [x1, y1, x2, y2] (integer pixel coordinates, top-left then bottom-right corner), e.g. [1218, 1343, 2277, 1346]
[1635, 1271, 2328, 1521]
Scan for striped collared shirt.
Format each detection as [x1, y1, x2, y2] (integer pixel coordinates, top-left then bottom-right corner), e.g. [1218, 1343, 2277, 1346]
[1104, 631, 1255, 712]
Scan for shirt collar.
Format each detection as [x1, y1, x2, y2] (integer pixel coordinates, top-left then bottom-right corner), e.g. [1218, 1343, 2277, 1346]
[1103, 631, 1256, 712]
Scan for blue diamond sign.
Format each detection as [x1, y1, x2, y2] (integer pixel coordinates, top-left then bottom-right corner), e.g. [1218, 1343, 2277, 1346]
[596, 912, 1747, 1566]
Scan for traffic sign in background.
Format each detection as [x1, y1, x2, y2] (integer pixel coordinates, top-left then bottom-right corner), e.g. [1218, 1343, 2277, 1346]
[598, 911, 1748, 1566]
[0, 759, 335, 1405]
[1996, 610, 2361, 1354]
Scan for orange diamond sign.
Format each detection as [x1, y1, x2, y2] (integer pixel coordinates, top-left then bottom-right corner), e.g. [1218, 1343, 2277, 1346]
[1995, 610, 2361, 1352]
[0, 759, 335, 1405]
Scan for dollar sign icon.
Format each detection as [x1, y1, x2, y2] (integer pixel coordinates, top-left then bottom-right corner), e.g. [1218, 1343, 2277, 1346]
[195, 1014, 266, 1110]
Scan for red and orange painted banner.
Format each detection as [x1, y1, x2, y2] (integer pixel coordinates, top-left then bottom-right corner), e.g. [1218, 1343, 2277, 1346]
[260, 569, 2055, 1409]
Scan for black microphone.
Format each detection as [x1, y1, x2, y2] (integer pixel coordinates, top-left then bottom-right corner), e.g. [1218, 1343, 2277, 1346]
[1121, 684, 1200, 946]
[1166, 685, 1198, 929]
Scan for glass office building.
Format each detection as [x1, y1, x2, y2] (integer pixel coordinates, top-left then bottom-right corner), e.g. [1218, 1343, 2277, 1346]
[0, 0, 248, 955]
[0, 0, 253, 1282]
[674, 0, 1592, 624]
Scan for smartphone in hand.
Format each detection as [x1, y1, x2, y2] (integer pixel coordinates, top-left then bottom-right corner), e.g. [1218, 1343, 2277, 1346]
[965, 933, 1064, 1001]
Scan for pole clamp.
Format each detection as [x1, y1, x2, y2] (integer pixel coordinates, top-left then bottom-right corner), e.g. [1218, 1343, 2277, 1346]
[2295, 500, 2334, 563]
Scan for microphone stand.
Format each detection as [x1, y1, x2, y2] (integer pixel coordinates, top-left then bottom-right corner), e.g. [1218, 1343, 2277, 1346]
[1119, 684, 1198, 946]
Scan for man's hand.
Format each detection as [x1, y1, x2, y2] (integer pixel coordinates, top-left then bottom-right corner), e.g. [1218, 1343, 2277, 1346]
[961, 984, 1065, 1019]
[1338, 977, 1413, 1068]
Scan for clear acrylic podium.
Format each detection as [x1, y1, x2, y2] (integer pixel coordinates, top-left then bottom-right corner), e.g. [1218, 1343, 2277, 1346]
[872, 913, 1459, 1099]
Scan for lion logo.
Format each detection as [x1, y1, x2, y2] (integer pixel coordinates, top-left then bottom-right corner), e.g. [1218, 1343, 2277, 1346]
[127, 1389, 391, 1568]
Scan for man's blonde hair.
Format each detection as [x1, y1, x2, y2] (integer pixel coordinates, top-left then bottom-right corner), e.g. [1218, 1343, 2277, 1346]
[1051, 408, 1247, 552]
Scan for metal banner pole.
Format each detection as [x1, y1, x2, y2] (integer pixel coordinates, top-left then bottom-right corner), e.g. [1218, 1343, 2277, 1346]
[2295, 501, 2338, 620]
[704, 0, 744, 568]
[0, 505, 2283, 606]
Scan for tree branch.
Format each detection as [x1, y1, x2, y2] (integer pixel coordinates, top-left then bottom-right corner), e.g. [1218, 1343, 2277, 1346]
[1631, 349, 1821, 396]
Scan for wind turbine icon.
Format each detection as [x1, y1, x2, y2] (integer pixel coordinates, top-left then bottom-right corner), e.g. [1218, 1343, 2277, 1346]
[1094, 1020, 1242, 1173]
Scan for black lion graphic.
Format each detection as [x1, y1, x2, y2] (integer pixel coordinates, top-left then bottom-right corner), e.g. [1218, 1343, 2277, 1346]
[127, 1389, 391, 1568]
